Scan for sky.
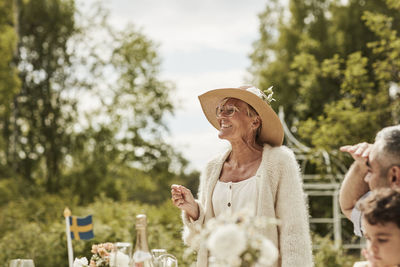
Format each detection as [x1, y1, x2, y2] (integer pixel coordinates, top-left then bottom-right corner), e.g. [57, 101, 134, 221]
[86, 0, 271, 171]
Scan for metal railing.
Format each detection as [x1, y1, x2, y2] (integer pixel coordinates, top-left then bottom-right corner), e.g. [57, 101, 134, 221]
[278, 107, 365, 252]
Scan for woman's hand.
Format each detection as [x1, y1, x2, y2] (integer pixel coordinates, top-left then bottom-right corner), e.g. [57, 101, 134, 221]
[171, 184, 199, 220]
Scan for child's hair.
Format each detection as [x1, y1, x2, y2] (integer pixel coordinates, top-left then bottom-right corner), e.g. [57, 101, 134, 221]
[358, 188, 400, 228]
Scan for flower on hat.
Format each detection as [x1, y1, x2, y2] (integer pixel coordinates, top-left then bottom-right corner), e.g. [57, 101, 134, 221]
[246, 86, 275, 105]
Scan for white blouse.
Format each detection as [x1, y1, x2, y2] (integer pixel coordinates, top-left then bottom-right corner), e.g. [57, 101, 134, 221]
[212, 176, 258, 216]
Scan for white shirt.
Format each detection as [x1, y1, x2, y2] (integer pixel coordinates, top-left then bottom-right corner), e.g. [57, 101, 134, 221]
[212, 176, 258, 216]
[351, 191, 371, 237]
[353, 261, 369, 267]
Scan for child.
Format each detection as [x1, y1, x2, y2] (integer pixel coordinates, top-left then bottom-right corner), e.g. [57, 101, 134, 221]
[353, 188, 400, 267]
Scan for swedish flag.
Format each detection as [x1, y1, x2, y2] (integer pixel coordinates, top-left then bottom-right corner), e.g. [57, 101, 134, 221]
[69, 215, 94, 240]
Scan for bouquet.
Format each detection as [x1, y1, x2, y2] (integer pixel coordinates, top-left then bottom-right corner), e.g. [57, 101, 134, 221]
[74, 242, 130, 267]
[192, 210, 279, 267]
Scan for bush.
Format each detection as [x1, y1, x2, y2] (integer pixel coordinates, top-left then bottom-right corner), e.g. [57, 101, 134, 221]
[0, 195, 195, 267]
[313, 234, 359, 267]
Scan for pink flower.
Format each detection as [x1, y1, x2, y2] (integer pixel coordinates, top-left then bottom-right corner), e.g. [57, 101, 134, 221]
[88, 242, 118, 266]
[98, 247, 109, 258]
[91, 244, 98, 254]
[104, 242, 114, 250]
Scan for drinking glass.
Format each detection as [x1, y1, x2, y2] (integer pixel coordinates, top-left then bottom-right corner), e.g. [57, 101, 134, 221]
[9, 259, 35, 267]
[151, 249, 167, 260]
[111, 242, 132, 267]
[151, 249, 178, 267]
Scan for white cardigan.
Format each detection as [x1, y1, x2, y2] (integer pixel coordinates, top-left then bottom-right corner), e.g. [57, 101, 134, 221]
[181, 144, 313, 267]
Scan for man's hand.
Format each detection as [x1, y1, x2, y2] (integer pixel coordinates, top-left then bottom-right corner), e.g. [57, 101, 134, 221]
[340, 142, 371, 163]
[339, 142, 371, 220]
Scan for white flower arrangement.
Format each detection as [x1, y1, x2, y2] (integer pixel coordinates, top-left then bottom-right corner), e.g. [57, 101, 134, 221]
[73, 257, 89, 267]
[191, 210, 279, 267]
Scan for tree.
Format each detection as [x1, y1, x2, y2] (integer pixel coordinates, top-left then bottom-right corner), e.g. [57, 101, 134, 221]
[0, 0, 191, 198]
[61, 16, 190, 203]
[0, 1, 196, 265]
[250, 0, 400, 154]
[249, 1, 400, 259]
[0, 0, 77, 192]
[0, 0, 20, 176]
[297, 1, 400, 150]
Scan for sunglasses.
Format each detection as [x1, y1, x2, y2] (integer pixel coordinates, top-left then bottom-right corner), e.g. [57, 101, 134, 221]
[216, 104, 240, 118]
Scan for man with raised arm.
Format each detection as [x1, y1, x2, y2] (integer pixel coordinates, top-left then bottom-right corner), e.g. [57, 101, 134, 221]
[339, 125, 400, 237]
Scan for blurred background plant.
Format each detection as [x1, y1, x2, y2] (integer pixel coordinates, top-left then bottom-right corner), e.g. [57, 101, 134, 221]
[312, 234, 358, 267]
[0, 0, 399, 266]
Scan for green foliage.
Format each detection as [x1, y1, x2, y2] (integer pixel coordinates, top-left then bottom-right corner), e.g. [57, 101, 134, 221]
[0, 0, 78, 191]
[0, 195, 195, 267]
[0, 1, 199, 265]
[313, 234, 358, 267]
[251, 0, 400, 166]
[0, 222, 66, 267]
[0, 0, 20, 175]
[248, 2, 399, 265]
[0, 0, 192, 201]
[0, 0, 19, 110]
[387, 0, 400, 9]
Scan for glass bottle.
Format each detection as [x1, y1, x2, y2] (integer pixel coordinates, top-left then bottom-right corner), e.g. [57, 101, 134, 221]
[133, 214, 153, 267]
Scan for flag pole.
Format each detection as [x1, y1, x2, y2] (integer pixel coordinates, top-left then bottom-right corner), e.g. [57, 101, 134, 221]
[64, 207, 74, 267]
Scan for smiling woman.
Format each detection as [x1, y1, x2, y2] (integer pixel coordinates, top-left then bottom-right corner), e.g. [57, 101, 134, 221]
[171, 85, 313, 267]
[215, 98, 261, 151]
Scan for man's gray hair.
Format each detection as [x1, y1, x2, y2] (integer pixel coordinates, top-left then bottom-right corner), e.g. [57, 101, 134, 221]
[375, 125, 400, 165]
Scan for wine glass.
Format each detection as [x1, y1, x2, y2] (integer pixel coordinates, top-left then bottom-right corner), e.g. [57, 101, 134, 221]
[151, 249, 167, 261]
[9, 259, 35, 267]
[158, 254, 178, 267]
[111, 242, 132, 267]
[151, 249, 178, 267]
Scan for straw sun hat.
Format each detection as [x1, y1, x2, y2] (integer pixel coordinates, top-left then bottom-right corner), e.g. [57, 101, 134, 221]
[198, 86, 284, 146]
